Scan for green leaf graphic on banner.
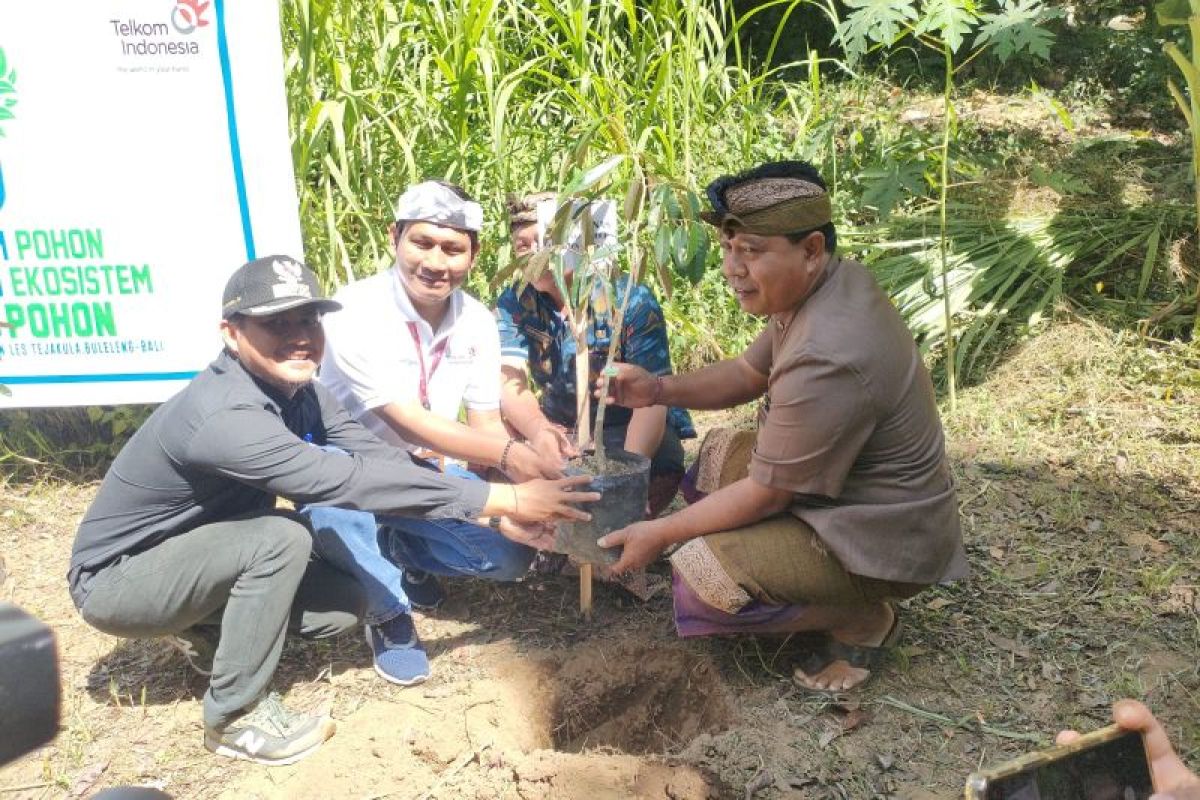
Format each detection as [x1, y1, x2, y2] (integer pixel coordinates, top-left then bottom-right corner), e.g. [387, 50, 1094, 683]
[0, 46, 16, 138]
[0, 45, 14, 212]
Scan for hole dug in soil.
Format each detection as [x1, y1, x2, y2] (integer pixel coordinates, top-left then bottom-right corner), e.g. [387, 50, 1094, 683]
[547, 642, 733, 755]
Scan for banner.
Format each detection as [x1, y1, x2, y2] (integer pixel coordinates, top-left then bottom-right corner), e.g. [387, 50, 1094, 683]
[0, 0, 303, 407]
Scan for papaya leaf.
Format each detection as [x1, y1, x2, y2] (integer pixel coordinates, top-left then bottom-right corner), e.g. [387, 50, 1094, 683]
[839, 0, 919, 61]
[861, 160, 926, 219]
[1029, 164, 1093, 195]
[974, 0, 1060, 63]
[914, 0, 979, 54]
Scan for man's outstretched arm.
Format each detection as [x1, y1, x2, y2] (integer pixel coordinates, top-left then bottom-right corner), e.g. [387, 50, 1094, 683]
[601, 355, 768, 412]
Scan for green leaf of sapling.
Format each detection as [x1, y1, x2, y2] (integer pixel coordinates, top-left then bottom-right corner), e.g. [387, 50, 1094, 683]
[669, 225, 690, 273]
[684, 223, 711, 283]
[653, 224, 671, 270]
[573, 154, 626, 195]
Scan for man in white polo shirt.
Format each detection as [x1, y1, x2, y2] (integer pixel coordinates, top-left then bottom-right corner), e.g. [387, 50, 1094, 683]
[306, 181, 565, 686]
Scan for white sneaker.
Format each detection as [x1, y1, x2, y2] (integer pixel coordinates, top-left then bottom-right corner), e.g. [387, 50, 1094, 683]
[203, 692, 334, 766]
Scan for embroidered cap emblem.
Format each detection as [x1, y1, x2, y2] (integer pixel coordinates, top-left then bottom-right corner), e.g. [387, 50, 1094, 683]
[271, 258, 312, 299]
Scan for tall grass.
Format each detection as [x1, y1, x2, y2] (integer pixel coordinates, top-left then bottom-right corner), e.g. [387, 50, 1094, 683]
[280, 0, 809, 290]
[278, 0, 1194, 386]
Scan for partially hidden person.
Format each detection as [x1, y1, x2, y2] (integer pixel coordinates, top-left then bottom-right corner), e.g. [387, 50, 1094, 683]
[310, 181, 573, 686]
[597, 160, 968, 694]
[497, 191, 696, 518]
[68, 255, 596, 765]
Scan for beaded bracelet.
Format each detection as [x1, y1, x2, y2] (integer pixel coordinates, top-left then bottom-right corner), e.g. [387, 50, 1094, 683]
[499, 438, 516, 473]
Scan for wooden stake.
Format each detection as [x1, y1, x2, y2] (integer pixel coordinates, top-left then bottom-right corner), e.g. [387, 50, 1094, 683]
[580, 563, 593, 620]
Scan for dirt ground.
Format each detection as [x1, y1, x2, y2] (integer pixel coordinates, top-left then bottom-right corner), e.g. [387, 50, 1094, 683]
[1, 320, 1197, 799]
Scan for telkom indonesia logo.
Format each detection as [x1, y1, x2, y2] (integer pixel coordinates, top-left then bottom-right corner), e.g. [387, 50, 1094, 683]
[170, 0, 210, 35]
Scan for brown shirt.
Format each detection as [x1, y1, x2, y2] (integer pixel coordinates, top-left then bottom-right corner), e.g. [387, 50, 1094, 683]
[742, 256, 968, 584]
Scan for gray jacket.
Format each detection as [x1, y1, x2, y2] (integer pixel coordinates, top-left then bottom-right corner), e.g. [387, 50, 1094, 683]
[69, 351, 488, 605]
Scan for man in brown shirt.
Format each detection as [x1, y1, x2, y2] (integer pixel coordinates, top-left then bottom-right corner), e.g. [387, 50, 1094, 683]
[600, 160, 967, 694]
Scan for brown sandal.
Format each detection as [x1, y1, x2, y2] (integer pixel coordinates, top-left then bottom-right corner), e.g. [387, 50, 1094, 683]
[792, 609, 903, 695]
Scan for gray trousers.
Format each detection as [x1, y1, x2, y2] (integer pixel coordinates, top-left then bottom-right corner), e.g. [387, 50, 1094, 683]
[76, 511, 364, 729]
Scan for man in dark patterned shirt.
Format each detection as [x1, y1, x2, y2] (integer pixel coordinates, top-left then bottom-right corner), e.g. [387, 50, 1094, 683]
[495, 193, 696, 516]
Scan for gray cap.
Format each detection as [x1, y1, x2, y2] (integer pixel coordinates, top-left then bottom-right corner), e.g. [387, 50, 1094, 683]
[394, 181, 484, 233]
[221, 255, 342, 319]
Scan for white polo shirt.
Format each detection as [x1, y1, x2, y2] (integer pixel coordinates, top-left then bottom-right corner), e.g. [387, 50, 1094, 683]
[319, 267, 501, 450]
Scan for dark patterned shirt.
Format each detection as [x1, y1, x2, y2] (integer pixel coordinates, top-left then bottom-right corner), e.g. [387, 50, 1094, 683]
[495, 278, 695, 439]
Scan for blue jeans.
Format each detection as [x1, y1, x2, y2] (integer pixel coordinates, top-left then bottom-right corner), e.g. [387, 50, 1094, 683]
[301, 466, 535, 625]
[379, 513, 535, 583]
[303, 505, 410, 626]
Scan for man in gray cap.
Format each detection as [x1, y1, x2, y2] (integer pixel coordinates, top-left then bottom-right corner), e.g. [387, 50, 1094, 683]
[598, 160, 967, 696]
[68, 255, 595, 765]
[311, 181, 566, 687]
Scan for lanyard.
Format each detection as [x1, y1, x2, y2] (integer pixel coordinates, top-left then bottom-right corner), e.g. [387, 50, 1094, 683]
[406, 321, 449, 411]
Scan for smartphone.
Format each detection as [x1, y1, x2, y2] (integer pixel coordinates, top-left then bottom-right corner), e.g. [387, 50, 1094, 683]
[964, 724, 1153, 800]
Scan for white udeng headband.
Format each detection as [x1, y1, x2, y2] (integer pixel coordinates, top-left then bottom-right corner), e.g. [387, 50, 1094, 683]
[394, 181, 484, 233]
